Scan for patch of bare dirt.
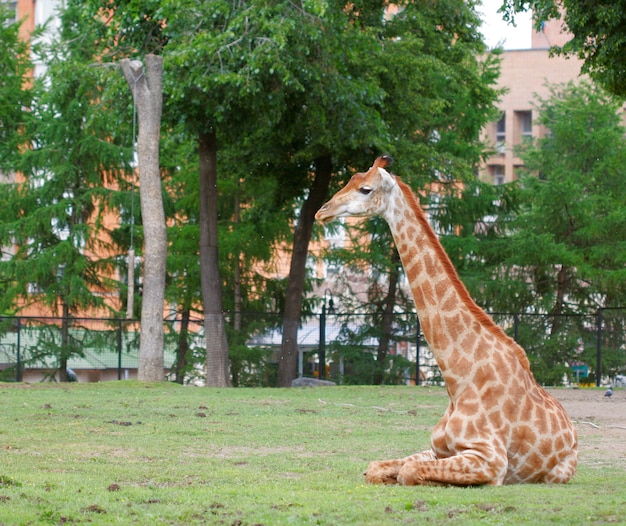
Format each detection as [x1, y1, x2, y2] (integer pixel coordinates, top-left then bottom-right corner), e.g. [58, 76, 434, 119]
[547, 388, 626, 472]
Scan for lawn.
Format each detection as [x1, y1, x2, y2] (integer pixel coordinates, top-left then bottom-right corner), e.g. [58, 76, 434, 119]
[0, 382, 623, 525]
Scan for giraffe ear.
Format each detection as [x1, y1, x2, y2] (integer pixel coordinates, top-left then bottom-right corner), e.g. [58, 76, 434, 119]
[377, 166, 396, 189]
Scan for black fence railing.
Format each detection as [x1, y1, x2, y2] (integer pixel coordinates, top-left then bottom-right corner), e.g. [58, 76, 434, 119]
[0, 310, 623, 386]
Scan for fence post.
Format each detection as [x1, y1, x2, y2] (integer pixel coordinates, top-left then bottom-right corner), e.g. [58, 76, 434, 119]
[513, 314, 519, 342]
[117, 319, 123, 380]
[15, 317, 21, 382]
[595, 308, 603, 387]
[415, 317, 421, 386]
[319, 306, 326, 380]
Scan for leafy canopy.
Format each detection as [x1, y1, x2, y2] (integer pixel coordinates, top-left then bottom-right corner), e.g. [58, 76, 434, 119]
[502, 0, 626, 96]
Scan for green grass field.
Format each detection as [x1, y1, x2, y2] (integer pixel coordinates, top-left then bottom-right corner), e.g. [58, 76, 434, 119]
[0, 382, 623, 525]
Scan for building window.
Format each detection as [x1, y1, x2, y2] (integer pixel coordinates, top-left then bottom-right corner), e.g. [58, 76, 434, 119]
[521, 111, 532, 137]
[491, 165, 505, 185]
[323, 260, 341, 278]
[1, 1, 17, 25]
[515, 110, 533, 144]
[495, 113, 506, 153]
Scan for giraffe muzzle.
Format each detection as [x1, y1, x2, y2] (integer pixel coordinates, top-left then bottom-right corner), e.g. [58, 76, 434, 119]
[315, 203, 334, 224]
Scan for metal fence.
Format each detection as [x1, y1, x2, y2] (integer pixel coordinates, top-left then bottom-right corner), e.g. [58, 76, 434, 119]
[489, 308, 626, 387]
[0, 309, 624, 386]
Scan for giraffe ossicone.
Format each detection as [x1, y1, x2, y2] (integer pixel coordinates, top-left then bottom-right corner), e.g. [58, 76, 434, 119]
[315, 156, 577, 486]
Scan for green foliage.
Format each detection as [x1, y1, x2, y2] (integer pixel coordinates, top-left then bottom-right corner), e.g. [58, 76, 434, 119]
[0, 5, 134, 378]
[331, 343, 378, 385]
[71, 0, 502, 298]
[443, 81, 626, 383]
[596, 309, 626, 379]
[0, 365, 17, 382]
[514, 82, 626, 309]
[502, 0, 626, 96]
[0, 7, 39, 172]
[450, 81, 626, 318]
[379, 3, 502, 180]
[437, 179, 523, 311]
[315, 1, 502, 382]
[0, 9, 129, 316]
[325, 313, 418, 385]
[4, 0, 504, 383]
[518, 317, 578, 385]
[226, 313, 283, 387]
[228, 344, 276, 387]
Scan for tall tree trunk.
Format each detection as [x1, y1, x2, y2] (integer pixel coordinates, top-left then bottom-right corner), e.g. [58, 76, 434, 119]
[373, 249, 400, 385]
[121, 55, 166, 382]
[278, 155, 333, 387]
[233, 181, 242, 332]
[198, 130, 230, 387]
[231, 184, 242, 387]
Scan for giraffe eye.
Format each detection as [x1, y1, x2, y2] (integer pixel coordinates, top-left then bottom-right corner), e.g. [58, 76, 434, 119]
[359, 186, 373, 195]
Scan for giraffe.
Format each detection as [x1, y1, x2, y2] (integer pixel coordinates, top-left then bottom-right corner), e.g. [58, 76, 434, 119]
[315, 156, 578, 486]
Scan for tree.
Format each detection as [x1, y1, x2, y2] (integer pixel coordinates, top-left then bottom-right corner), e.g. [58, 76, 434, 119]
[515, 82, 626, 382]
[310, 1, 502, 386]
[498, 1, 626, 381]
[518, 83, 626, 305]
[0, 7, 37, 174]
[270, 1, 393, 386]
[54, 0, 501, 388]
[163, 2, 308, 387]
[502, 0, 626, 96]
[197, 130, 231, 386]
[277, 0, 503, 386]
[455, 81, 626, 383]
[159, 128, 201, 384]
[216, 152, 295, 386]
[121, 56, 166, 382]
[81, 0, 318, 387]
[63, 1, 278, 386]
[0, 6, 130, 380]
[162, 1, 387, 387]
[436, 179, 523, 313]
[278, 158, 334, 386]
[159, 127, 289, 385]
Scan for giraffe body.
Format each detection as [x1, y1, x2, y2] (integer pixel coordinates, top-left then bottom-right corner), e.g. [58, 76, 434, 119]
[315, 156, 577, 486]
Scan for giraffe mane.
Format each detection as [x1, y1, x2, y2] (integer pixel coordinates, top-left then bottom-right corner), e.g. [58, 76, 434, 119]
[396, 178, 531, 372]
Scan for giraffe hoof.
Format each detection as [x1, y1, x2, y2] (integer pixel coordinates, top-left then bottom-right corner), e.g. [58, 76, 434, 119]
[364, 461, 399, 485]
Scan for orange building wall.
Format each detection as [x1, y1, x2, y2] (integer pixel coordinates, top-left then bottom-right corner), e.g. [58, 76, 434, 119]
[16, 0, 35, 41]
[479, 13, 590, 185]
[480, 48, 585, 184]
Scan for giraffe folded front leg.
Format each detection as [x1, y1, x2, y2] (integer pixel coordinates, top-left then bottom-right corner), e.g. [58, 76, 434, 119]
[363, 459, 405, 485]
[397, 452, 505, 487]
[364, 451, 437, 485]
[396, 460, 429, 486]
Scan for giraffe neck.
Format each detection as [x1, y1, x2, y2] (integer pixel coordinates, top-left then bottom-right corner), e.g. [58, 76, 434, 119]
[382, 181, 530, 390]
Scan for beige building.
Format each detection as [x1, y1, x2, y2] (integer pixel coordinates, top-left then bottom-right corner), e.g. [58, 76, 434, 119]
[480, 19, 585, 184]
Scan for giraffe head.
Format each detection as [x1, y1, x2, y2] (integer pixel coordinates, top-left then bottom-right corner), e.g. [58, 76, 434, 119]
[315, 155, 396, 224]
